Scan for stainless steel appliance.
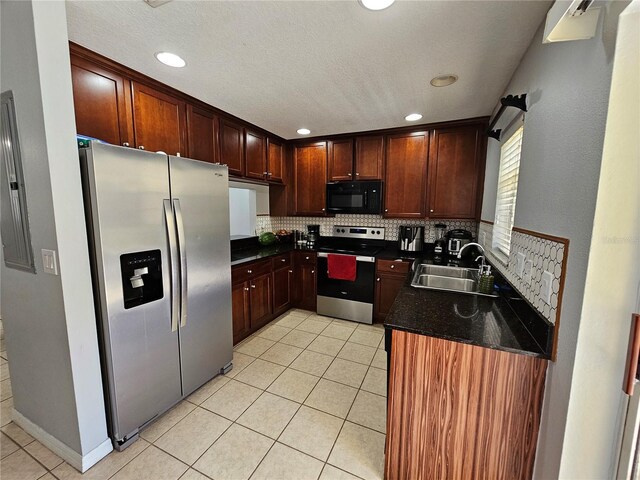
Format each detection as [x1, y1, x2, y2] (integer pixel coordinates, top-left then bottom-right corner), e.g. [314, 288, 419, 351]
[446, 229, 474, 256]
[326, 181, 383, 214]
[434, 223, 447, 254]
[398, 225, 424, 252]
[80, 142, 233, 450]
[316, 226, 386, 324]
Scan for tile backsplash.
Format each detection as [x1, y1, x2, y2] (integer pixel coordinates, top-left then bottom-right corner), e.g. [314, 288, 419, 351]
[256, 215, 478, 242]
[478, 221, 567, 324]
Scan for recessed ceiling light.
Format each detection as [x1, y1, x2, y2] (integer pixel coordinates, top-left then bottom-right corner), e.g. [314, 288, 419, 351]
[405, 113, 423, 122]
[155, 52, 186, 68]
[297, 128, 311, 135]
[430, 74, 458, 87]
[359, 0, 395, 11]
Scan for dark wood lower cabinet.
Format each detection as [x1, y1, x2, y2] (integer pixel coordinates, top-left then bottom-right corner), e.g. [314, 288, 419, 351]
[231, 282, 251, 344]
[249, 273, 272, 329]
[293, 252, 317, 311]
[273, 267, 293, 315]
[374, 275, 406, 322]
[386, 330, 547, 480]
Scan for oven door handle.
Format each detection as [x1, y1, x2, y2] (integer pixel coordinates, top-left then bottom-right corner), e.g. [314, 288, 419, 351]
[317, 252, 375, 263]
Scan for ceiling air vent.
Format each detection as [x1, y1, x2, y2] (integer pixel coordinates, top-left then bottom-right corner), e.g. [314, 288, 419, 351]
[543, 0, 601, 43]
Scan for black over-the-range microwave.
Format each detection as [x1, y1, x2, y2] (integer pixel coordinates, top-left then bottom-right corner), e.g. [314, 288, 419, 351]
[325, 180, 383, 214]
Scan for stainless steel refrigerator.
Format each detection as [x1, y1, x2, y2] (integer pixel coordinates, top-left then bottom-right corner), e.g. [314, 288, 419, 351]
[80, 141, 233, 450]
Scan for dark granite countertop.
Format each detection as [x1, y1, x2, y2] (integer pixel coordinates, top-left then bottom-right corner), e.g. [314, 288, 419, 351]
[230, 242, 316, 266]
[384, 254, 553, 359]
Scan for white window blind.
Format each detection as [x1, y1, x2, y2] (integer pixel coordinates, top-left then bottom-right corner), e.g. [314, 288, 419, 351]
[492, 125, 523, 260]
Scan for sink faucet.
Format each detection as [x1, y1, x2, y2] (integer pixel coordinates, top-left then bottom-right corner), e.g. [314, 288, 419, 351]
[457, 242, 484, 259]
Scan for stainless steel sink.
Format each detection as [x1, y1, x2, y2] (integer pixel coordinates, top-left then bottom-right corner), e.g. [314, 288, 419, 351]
[415, 264, 478, 280]
[410, 264, 498, 297]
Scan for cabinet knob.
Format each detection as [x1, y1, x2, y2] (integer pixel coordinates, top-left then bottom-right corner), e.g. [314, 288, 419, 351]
[247, 269, 253, 274]
[430, 209, 434, 213]
[322, 208, 325, 212]
[281, 259, 286, 262]
[263, 171, 269, 175]
[176, 152, 181, 157]
[267, 172, 272, 176]
[376, 277, 380, 282]
[311, 270, 315, 274]
[251, 284, 256, 289]
[356, 172, 360, 176]
[390, 264, 395, 269]
[385, 209, 388, 213]
[305, 256, 310, 260]
[348, 173, 352, 176]
[244, 287, 249, 291]
[288, 270, 293, 273]
[138, 146, 145, 150]
[122, 142, 130, 147]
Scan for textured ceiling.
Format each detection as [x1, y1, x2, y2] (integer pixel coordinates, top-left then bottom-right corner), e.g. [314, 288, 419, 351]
[65, 0, 551, 139]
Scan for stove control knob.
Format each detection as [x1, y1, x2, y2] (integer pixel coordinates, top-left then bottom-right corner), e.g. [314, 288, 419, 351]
[376, 230, 381, 234]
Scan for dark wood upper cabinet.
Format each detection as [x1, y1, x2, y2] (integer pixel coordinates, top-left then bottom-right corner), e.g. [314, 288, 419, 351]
[355, 135, 384, 180]
[70, 55, 133, 146]
[294, 142, 328, 216]
[219, 118, 245, 177]
[328, 139, 354, 181]
[267, 140, 285, 184]
[384, 131, 429, 218]
[428, 126, 483, 219]
[186, 105, 217, 164]
[131, 82, 186, 156]
[245, 129, 267, 180]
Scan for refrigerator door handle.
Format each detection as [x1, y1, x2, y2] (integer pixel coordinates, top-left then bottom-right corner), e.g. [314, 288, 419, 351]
[163, 199, 180, 332]
[173, 198, 188, 328]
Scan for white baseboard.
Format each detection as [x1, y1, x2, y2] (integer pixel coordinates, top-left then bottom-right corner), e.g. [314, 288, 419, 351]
[13, 409, 113, 472]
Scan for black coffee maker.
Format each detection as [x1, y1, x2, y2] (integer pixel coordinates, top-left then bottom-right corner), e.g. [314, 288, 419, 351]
[307, 225, 320, 248]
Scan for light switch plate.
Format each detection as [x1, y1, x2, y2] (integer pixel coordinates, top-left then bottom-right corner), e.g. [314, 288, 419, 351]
[541, 271, 553, 304]
[42, 249, 58, 275]
[523, 260, 533, 284]
[516, 252, 526, 277]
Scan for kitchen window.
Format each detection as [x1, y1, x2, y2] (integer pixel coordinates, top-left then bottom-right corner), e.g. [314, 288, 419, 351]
[492, 121, 524, 262]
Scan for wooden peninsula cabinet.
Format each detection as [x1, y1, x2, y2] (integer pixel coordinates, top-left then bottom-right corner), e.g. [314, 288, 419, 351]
[385, 329, 547, 480]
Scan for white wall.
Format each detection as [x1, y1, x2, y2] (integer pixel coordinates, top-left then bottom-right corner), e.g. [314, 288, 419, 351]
[559, 2, 640, 477]
[479, 2, 628, 477]
[1, 0, 110, 468]
[229, 188, 257, 237]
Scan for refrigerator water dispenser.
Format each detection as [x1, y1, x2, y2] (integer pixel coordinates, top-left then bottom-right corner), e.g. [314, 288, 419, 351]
[120, 250, 163, 309]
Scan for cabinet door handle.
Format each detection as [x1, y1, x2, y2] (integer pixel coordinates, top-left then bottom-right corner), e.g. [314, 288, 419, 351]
[122, 142, 130, 147]
[281, 258, 286, 262]
[138, 146, 145, 150]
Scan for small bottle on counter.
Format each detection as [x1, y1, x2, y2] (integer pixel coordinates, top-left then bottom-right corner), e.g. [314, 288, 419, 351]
[478, 265, 495, 295]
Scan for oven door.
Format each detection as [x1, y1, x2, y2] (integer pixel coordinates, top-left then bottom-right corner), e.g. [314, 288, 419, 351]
[316, 253, 376, 324]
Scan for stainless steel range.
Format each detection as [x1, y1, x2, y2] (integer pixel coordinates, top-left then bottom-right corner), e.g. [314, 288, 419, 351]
[316, 226, 386, 324]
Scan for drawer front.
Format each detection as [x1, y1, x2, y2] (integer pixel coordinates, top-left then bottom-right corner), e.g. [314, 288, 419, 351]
[376, 259, 411, 275]
[232, 259, 271, 284]
[296, 252, 317, 266]
[271, 253, 292, 270]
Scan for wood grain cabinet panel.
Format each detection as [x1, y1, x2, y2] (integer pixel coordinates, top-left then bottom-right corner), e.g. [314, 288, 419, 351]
[70, 55, 133, 146]
[328, 139, 354, 181]
[294, 142, 328, 216]
[428, 126, 483, 218]
[273, 267, 293, 314]
[386, 330, 547, 480]
[373, 275, 406, 322]
[219, 119, 245, 177]
[131, 82, 186, 156]
[245, 129, 267, 180]
[186, 105, 217, 164]
[384, 131, 429, 218]
[231, 282, 251, 344]
[267, 140, 285, 183]
[355, 135, 384, 180]
[293, 252, 317, 311]
[249, 273, 273, 330]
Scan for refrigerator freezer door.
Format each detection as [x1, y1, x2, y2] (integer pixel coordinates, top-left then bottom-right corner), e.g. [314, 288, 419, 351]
[169, 156, 233, 396]
[82, 143, 182, 444]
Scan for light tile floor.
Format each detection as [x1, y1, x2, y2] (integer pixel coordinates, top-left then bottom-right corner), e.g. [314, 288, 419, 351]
[0, 311, 387, 480]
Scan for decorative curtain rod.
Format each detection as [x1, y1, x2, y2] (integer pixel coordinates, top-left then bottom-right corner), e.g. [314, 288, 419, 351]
[487, 94, 528, 140]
